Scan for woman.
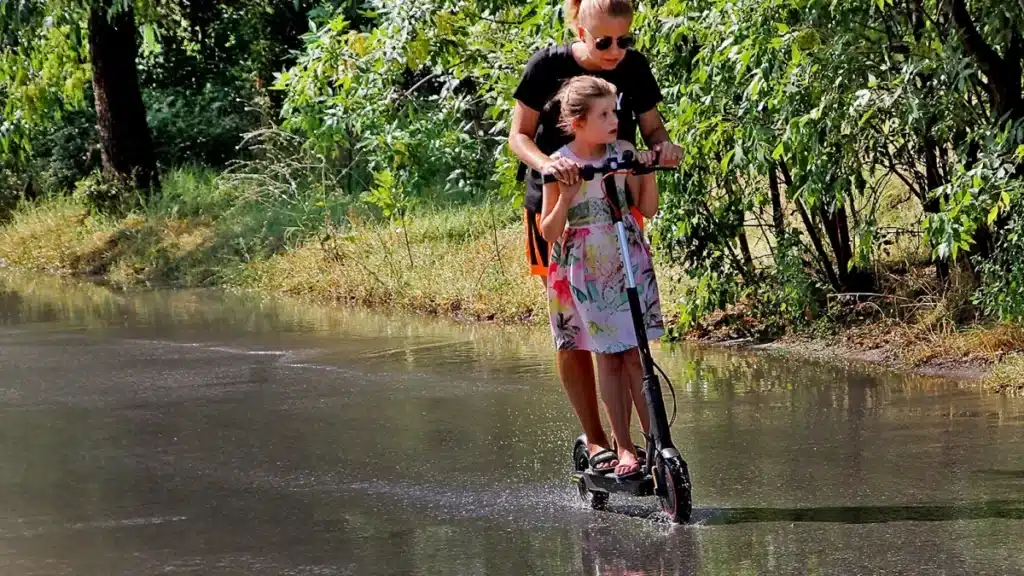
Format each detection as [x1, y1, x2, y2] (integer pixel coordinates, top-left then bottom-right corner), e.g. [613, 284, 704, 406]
[507, 0, 682, 478]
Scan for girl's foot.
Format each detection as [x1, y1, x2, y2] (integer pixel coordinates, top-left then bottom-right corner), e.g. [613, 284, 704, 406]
[588, 446, 618, 474]
[615, 449, 641, 479]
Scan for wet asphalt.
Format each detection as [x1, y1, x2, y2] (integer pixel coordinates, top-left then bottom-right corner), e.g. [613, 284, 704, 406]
[1, 270, 1023, 575]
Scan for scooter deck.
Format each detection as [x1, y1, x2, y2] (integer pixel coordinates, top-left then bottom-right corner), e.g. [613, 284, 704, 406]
[573, 470, 656, 497]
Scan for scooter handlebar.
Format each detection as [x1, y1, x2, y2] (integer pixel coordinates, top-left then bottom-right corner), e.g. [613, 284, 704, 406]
[540, 150, 673, 184]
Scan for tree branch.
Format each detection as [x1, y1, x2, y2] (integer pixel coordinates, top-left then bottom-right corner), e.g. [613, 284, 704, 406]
[948, 0, 1002, 77]
[779, 160, 842, 291]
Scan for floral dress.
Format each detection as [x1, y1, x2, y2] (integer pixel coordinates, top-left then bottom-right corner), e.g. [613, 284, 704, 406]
[547, 142, 664, 354]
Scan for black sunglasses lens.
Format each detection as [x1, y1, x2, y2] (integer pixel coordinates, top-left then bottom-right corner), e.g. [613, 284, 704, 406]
[595, 37, 612, 50]
[618, 35, 634, 49]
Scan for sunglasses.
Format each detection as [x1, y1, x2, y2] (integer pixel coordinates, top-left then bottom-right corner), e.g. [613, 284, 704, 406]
[584, 27, 635, 51]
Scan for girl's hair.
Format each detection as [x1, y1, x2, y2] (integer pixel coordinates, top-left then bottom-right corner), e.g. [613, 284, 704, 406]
[564, 0, 633, 27]
[554, 75, 617, 134]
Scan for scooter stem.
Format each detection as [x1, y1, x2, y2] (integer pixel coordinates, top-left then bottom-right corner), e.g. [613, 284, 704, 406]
[604, 176, 676, 454]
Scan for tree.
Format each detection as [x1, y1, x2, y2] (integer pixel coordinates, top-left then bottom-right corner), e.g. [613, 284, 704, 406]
[88, 0, 156, 189]
[1, 0, 157, 190]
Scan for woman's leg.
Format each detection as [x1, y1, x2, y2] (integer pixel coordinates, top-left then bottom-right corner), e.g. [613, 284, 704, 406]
[595, 352, 640, 476]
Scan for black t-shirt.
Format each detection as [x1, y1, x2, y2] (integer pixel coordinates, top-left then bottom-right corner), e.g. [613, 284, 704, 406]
[513, 43, 663, 212]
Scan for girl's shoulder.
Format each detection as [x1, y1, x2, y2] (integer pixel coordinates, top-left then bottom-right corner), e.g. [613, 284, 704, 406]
[613, 140, 637, 156]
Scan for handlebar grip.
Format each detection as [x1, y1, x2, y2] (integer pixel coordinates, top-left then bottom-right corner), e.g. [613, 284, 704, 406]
[540, 165, 599, 184]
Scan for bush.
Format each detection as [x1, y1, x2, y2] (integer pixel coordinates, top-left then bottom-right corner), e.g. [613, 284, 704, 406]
[976, 205, 1024, 323]
[70, 172, 138, 215]
[20, 106, 101, 195]
[145, 83, 263, 168]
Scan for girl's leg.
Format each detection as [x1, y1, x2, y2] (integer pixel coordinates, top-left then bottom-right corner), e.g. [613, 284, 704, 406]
[595, 352, 640, 476]
[557, 349, 615, 469]
[623, 348, 651, 436]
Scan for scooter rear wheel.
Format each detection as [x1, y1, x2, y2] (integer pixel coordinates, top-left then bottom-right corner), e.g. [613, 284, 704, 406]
[572, 441, 609, 510]
[658, 458, 692, 524]
[577, 477, 608, 510]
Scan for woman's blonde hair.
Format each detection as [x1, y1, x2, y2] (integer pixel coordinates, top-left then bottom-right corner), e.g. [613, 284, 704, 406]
[554, 75, 617, 135]
[564, 0, 633, 27]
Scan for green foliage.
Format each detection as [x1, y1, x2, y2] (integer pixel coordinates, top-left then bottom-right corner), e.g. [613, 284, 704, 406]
[71, 171, 135, 215]
[637, 0, 1024, 331]
[1, 0, 316, 186]
[274, 0, 563, 205]
[6, 0, 1024, 333]
[144, 84, 260, 168]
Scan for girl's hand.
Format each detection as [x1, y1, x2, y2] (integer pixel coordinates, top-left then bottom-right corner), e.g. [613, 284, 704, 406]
[652, 141, 683, 167]
[634, 149, 658, 169]
[542, 157, 581, 186]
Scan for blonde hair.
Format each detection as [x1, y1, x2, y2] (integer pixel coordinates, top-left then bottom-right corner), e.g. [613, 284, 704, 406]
[564, 0, 633, 27]
[554, 76, 617, 134]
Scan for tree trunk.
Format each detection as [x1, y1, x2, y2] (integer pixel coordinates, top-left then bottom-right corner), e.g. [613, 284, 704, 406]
[796, 200, 841, 291]
[768, 163, 785, 241]
[89, 1, 157, 191]
[819, 204, 849, 285]
[737, 230, 754, 271]
[949, 0, 1024, 121]
[780, 161, 841, 291]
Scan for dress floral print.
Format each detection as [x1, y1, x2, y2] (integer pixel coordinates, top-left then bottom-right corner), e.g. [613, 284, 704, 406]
[547, 143, 665, 354]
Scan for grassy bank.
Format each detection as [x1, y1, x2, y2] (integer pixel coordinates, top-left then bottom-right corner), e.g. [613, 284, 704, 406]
[0, 168, 1021, 395]
[0, 173, 551, 324]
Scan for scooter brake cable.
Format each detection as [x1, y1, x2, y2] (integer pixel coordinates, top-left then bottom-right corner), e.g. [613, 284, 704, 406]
[653, 359, 678, 428]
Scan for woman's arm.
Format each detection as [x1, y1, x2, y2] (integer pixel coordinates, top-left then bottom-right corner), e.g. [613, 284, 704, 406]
[509, 102, 550, 172]
[619, 141, 659, 219]
[509, 101, 580, 184]
[637, 108, 682, 168]
[638, 108, 670, 146]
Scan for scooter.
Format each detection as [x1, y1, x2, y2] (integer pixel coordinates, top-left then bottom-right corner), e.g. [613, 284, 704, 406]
[543, 150, 693, 523]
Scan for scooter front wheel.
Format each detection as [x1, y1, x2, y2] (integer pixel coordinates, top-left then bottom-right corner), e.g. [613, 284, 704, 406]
[657, 457, 692, 524]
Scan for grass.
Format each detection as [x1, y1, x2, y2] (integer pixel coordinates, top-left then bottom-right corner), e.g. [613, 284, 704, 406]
[239, 204, 548, 323]
[0, 166, 695, 326]
[986, 354, 1024, 395]
[0, 168, 569, 324]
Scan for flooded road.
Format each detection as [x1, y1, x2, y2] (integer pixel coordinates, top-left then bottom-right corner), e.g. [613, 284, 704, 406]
[1, 270, 1023, 575]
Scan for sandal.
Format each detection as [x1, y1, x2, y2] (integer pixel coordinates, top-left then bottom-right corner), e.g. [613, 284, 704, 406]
[615, 459, 644, 482]
[612, 441, 648, 465]
[588, 448, 618, 475]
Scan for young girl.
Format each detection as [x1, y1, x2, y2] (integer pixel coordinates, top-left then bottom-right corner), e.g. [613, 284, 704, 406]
[539, 75, 665, 479]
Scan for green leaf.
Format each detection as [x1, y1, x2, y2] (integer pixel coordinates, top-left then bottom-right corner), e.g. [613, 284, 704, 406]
[772, 141, 785, 160]
[720, 150, 735, 174]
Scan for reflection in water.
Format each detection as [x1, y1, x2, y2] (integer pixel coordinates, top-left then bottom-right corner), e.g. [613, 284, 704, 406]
[1, 269, 1024, 575]
[580, 525, 701, 576]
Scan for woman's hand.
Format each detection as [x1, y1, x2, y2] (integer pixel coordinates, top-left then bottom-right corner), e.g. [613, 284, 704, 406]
[541, 157, 581, 186]
[652, 141, 683, 167]
[633, 149, 658, 169]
